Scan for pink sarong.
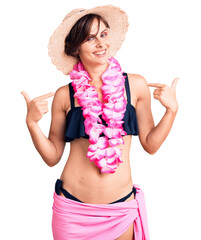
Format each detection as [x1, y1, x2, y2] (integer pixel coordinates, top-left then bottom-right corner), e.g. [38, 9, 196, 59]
[52, 184, 150, 240]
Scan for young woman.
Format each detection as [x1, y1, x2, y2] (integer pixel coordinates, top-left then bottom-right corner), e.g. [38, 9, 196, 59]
[21, 5, 178, 240]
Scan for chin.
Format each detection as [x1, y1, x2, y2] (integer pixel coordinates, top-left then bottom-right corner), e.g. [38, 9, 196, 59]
[82, 54, 109, 67]
[97, 58, 109, 65]
[94, 55, 110, 65]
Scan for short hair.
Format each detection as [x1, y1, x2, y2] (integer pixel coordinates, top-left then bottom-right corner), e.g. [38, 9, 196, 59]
[64, 14, 110, 60]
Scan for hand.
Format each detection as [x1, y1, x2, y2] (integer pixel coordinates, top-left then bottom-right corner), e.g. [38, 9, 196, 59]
[147, 78, 179, 112]
[21, 91, 55, 124]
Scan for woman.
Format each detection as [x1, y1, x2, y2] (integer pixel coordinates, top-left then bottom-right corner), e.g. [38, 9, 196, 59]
[21, 5, 179, 240]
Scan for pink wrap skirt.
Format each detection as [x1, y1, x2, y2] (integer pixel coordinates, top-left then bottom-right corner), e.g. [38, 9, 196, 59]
[52, 184, 150, 240]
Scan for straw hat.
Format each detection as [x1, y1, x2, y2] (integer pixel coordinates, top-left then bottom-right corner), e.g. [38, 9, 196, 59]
[48, 5, 129, 75]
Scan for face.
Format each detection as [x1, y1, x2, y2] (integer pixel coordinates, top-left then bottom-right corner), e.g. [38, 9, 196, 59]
[78, 18, 111, 67]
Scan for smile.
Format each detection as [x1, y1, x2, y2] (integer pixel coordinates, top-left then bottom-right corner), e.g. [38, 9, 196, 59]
[94, 49, 106, 56]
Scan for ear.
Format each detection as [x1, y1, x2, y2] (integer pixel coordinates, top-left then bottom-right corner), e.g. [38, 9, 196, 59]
[76, 53, 80, 60]
[76, 48, 80, 59]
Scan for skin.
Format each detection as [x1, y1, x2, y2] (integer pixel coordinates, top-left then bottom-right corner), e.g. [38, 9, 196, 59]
[78, 20, 110, 79]
[21, 18, 179, 240]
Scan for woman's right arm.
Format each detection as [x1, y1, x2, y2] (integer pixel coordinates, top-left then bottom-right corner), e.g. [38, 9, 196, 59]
[21, 85, 70, 167]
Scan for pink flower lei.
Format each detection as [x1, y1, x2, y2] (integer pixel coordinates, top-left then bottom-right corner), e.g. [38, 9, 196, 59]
[69, 57, 127, 174]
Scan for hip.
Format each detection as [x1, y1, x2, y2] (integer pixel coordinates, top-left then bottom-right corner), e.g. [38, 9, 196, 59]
[59, 164, 134, 204]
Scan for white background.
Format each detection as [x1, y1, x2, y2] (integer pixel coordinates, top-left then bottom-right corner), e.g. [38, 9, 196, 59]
[1, 0, 201, 239]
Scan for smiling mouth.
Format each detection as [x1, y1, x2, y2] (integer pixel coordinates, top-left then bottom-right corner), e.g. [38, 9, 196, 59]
[94, 49, 106, 56]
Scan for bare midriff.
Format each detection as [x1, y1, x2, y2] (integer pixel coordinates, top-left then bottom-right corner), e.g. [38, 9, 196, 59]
[59, 134, 135, 204]
[60, 76, 136, 204]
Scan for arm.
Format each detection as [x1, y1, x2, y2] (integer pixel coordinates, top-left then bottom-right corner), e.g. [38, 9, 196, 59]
[129, 74, 179, 154]
[26, 120, 58, 166]
[22, 85, 70, 166]
[145, 108, 178, 155]
[47, 86, 69, 166]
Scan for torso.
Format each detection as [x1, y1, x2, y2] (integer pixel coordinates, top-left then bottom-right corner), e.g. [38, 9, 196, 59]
[60, 73, 138, 204]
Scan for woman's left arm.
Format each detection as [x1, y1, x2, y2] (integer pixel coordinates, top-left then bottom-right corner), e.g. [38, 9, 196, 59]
[130, 74, 179, 154]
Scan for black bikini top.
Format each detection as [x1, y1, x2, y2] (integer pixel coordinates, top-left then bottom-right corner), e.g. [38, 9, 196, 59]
[65, 72, 139, 142]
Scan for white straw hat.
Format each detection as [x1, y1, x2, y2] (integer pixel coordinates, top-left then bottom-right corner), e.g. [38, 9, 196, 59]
[48, 5, 129, 75]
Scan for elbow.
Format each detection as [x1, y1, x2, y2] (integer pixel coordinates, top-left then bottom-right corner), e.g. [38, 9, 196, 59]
[144, 145, 159, 155]
[47, 163, 56, 167]
[143, 136, 160, 155]
[43, 157, 60, 167]
[47, 160, 60, 167]
[147, 150, 157, 155]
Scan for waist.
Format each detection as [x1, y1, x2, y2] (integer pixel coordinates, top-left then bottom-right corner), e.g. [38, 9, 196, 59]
[60, 135, 133, 203]
[60, 160, 133, 204]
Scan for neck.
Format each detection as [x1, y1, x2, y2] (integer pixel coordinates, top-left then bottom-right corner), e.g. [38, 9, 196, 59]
[81, 61, 109, 83]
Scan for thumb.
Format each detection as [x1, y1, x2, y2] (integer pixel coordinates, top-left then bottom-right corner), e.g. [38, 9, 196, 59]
[21, 91, 31, 104]
[171, 77, 179, 91]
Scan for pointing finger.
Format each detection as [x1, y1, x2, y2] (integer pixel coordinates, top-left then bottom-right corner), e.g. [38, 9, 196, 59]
[34, 92, 55, 101]
[171, 77, 179, 90]
[21, 91, 31, 104]
[147, 83, 166, 88]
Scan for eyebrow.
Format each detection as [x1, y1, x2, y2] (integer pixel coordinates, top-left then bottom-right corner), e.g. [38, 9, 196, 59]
[89, 28, 108, 37]
[101, 28, 108, 33]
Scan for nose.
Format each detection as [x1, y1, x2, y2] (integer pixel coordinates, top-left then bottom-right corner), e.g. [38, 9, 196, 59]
[96, 36, 104, 48]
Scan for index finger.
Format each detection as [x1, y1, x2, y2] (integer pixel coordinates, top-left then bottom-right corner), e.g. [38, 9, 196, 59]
[34, 92, 55, 101]
[147, 83, 166, 88]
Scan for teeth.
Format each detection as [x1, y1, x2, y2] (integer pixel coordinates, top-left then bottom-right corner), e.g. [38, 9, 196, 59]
[94, 50, 106, 55]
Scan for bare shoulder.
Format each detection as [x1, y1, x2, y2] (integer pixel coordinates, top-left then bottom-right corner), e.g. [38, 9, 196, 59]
[127, 73, 148, 87]
[52, 84, 70, 113]
[127, 73, 150, 100]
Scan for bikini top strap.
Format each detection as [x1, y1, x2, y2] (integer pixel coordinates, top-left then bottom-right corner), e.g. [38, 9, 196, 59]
[69, 82, 75, 108]
[123, 72, 131, 104]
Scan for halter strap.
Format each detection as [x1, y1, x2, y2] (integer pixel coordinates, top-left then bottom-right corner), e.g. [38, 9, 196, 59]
[123, 72, 131, 104]
[69, 82, 75, 109]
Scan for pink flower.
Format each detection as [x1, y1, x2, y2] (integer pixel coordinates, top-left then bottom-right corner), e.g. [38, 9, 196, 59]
[70, 57, 127, 174]
[88, 124, 106, 144]
[88, 137, 108, 152]
[109, 138, 124, 146]
[87, 148, 106, 161]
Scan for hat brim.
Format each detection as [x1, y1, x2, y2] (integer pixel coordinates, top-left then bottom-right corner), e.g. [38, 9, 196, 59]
[48, 5, 129, 75]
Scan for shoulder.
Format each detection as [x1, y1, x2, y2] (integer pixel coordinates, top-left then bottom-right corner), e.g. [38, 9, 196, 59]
[54, 84, 69, 97]
[52, 84, 70, 112]
[127, 73, 150, 100]
[127, 73, 147, 86]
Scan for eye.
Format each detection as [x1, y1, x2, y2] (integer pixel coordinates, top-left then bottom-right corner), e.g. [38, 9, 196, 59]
[87, 36, 95, 41]
[101, 32, 108, 37]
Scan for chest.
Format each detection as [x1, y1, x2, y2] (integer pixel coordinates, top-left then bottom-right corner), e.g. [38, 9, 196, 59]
[73, 85, 128, 108]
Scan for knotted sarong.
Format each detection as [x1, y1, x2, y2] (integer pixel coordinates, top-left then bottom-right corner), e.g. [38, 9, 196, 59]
[52, 184, 150, 240]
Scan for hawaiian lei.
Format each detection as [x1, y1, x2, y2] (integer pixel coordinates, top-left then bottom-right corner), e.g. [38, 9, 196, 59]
[69, 57, 127, 173]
